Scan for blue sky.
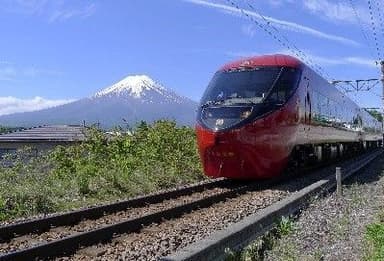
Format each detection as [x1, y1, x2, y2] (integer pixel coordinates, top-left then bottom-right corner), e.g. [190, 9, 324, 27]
[1, 0, 384, 115]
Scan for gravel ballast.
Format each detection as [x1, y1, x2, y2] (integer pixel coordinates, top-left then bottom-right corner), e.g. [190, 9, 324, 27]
[264, 154, 384, 261]
[69, 189, 288, 261]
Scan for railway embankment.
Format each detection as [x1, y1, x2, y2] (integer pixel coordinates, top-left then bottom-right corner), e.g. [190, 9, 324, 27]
[259, 154, 384, 260]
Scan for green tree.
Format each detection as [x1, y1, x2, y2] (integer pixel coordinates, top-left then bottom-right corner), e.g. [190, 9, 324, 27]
[0, 126, 20, 134]
[366, 109, 383, 122]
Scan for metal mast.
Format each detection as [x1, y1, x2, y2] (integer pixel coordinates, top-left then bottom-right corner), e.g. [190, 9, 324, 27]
[381, 61, 384, 139]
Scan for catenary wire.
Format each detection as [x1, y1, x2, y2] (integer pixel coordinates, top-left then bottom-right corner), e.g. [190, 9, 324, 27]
[224, 0, 332, 82]
[348, 0, 377, 63]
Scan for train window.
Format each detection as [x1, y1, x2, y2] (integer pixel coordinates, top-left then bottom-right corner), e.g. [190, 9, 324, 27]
[266, 67, 301, 104]
[200, 67, 283, 106]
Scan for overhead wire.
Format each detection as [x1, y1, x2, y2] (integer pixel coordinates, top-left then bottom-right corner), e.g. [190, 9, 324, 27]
[221, 0, 380, 100]
[224, 0, 333, 82]
[374, 0, 384, 63]
[224, 0, 293, 54]
[374, 0, 384, 40]
[243, 0, 333, 81]
[366, 0, 383, 61]
[363, 0, 384, 110]
[348, 0, 377, 63]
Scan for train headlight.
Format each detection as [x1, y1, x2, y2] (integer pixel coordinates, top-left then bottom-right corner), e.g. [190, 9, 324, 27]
[215, 118, 224, 126]
[240, 110, 252, 119]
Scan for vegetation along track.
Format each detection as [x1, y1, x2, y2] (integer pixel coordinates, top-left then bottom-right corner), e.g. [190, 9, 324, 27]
[0, 150, 381, 260]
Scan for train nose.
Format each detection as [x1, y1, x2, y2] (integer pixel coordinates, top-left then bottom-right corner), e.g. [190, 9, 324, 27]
[196, 125, 262, 178]
[196, 123, 289, 179]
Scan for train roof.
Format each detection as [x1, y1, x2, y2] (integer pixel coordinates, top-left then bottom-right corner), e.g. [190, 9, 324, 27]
[219, 54, 304, 71]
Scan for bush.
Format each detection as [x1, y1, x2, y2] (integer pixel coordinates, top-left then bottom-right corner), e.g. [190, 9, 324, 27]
[0, 120, 204, 222]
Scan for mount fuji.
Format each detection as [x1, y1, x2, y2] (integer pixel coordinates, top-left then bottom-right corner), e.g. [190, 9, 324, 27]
[0, 75, 198, 128]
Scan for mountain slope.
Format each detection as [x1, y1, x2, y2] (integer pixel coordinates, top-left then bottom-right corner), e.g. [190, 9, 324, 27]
[0, 75, 198, 128]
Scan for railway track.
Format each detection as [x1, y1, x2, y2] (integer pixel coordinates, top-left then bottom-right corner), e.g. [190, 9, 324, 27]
[0, 176, 278, 260]
[0, 150, 381, 260]
[163, 149, 383, 261]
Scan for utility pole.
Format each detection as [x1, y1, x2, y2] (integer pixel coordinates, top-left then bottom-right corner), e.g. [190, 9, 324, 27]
[381, 61, 384, 141]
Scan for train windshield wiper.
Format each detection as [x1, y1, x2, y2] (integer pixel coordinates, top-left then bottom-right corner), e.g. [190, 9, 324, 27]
[222, 97, 263, 105]
[201, 97, 263, 108]
[200, 99, 226, 108]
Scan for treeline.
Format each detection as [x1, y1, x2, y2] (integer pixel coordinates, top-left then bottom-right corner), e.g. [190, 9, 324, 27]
[366, 109, 383, 123]
[0, 120, 204, 221]
[0, 126, 20, 134]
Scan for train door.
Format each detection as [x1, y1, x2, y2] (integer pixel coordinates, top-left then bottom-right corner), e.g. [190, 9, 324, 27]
[304, 79, 311, 131]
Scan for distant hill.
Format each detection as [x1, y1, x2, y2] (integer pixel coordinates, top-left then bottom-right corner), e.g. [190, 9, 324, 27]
[0, 75, 198, 128]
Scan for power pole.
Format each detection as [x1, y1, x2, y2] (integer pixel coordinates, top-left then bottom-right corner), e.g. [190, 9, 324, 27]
[381, 61, 384, 141]
[330, 79, 380, 92]
[331, 63, 384, 145]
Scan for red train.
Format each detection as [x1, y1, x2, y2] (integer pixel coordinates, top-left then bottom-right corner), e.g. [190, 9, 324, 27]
[196, 54, 382, 179]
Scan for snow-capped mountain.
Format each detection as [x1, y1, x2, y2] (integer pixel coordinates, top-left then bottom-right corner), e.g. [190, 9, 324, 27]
[0, 75, 198, 128]
[94, 75, 187, 104]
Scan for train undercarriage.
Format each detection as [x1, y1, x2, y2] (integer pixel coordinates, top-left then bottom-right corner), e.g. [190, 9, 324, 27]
[291, 140, 383, 169]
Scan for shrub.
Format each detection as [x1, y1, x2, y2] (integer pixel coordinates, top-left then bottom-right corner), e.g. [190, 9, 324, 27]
[0, 120, 204, 222]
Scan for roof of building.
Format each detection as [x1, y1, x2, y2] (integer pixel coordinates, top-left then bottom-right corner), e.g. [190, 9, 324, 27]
[0, 125, 87, 142]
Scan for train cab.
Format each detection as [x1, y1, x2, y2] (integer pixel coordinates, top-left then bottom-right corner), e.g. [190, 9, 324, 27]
[196, 56, 303, 179]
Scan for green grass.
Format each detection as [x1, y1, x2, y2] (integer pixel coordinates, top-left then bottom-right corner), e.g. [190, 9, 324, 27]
[224, 216, 296, 261]
[364, 214, 384, 261]
[0, 120, 205, 222]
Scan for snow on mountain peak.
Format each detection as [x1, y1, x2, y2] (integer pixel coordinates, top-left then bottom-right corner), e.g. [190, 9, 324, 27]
[94, 75, 165, 98]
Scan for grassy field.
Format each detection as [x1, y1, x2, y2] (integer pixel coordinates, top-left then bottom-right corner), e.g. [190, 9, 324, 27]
[364, 212, 384, 260]
[0, 120, 205, 222]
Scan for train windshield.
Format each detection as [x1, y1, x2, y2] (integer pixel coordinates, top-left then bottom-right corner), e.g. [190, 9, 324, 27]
[200, 66, 300, 107]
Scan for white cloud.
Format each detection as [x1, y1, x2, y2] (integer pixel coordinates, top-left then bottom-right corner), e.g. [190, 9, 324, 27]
[49, 3, 96, 23]
[313, 55, 378, 68]
[23, 67, 63, 77]
[282, 49, 379, 68]
[263, 0, 370, 25]
[0, 0, 49, 15]
[241, 24, 256, 37]
[0, 96, 75, 116]
[0, 60, 12, 65]
[183, 0, 360, 46]
[0, 64, 64, 81]
[267, 0, 294, 8]
[302, 0, 370, 24]
[0, 0, 96, 22]
[0, 66, 17, 81]
[344, 57, 379, 68]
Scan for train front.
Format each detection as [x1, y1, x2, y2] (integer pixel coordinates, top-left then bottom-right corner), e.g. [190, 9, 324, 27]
[196, 55, 302, 179]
